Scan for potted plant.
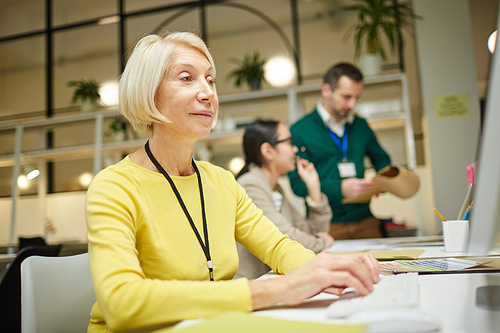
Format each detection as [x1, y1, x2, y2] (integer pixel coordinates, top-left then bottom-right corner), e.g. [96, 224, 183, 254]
[105, 117, 128, 141]
[227, 51, 267, 90]
[341, 0, 420, 76]
[67, 78, 101, 112]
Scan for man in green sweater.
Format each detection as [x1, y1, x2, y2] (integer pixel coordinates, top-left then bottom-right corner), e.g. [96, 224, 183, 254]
[288, 63, 391, 240]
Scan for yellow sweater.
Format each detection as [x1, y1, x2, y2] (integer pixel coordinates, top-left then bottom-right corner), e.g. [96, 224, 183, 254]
[86, 157, 315, 332]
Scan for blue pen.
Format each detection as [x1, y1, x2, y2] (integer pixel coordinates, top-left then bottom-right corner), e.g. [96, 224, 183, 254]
[462, 206, 471, 220]
[463, 201, 474, 220]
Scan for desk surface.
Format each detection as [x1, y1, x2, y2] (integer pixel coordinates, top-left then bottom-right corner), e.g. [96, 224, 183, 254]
[253, 237, 500, 333]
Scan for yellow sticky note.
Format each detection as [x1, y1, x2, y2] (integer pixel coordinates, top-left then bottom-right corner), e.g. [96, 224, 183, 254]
[327, 249, 424, 261]
[434, 93, 470, 119]
[169, 311, 367, 333]
[367, 249, 425, 260]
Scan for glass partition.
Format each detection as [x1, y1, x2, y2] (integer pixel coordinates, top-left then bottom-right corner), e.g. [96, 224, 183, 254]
[125, 6, 200, 54]
[53, 0, 117, 26]
[0, 37, 46, 121]
[207, 0, 294, 95]
[0, 0, 44, 38]
[124, 0, 191, 13]
[53, 23, 120, 112]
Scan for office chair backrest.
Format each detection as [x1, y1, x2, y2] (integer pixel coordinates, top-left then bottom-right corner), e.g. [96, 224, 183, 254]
[0, 244, 62, 333]
[21, 252, 96, 333]
[18, 236, 47, 251]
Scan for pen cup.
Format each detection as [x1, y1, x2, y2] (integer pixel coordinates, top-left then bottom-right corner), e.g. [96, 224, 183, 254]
[442, 220, 469, 252]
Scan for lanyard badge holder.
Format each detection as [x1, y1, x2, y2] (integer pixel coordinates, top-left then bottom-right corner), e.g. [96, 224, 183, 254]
[145, 141, 214, 281]
[328, 129, 356, 178]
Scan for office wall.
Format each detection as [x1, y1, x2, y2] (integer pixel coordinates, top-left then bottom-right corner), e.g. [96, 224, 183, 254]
[0, 192, 87, 244]
[0, 0, 496, 243]
[413, 0, 481, 230]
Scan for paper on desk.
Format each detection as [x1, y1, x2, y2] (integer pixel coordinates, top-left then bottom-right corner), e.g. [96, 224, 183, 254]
[380, 258, 484, 273]
[168, 312, 367, 333]
[324, 240, 388, 253]
[328, 249, 425, 260]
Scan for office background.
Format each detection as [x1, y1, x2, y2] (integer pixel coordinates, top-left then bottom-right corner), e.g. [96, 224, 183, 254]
[0, 0, 496, 246]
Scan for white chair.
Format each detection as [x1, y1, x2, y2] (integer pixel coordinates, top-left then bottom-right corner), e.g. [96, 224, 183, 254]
[21, 253, 96, 333]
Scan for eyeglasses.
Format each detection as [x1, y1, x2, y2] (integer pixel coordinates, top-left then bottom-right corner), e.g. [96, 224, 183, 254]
[269, 136, 293, 146]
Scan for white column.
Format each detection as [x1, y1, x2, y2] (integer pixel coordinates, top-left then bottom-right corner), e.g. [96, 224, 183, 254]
[9, 125, 24, 253]
[413, 0, 481, 231]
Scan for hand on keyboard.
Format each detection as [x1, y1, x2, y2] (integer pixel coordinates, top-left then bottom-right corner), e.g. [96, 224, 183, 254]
[339, 275, 387, 297]
[249, 252, 380, 310]
[326, 272, 419, 318]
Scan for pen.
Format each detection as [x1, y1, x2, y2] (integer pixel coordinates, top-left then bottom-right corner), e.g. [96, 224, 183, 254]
[433, 207, 446, 221]
[462, 201, 474, 220]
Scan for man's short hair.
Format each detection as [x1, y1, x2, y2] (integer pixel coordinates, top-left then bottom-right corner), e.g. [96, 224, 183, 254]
[323, 62, 363, 90]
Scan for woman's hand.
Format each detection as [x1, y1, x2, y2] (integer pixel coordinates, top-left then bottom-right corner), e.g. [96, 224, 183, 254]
[248, 252, 379, 309]
[316, 232, 334, 249]
[296, 157, 322, 203]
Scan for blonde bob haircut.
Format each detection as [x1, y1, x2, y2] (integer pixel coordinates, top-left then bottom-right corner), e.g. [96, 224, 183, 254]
[119, 31, 218, 138]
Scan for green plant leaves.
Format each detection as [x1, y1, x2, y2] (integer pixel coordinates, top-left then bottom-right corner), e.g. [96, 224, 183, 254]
[67, 78, 101, 104]
[227, 51, 267, 89]
[341, 0, 420, 61]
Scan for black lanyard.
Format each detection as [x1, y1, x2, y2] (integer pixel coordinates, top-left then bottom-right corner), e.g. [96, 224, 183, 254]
[145, 140, 214, 281]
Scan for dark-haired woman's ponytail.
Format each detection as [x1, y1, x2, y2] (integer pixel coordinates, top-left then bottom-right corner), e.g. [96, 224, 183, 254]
[235, 160, 250, 179]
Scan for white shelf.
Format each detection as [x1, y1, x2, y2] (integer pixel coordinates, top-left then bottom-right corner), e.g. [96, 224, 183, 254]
[0, 73, 416, 170]
[0, 72, 421, 236]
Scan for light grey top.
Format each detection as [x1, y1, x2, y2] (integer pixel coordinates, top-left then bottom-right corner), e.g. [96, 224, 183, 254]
[235, 164, 332, 279]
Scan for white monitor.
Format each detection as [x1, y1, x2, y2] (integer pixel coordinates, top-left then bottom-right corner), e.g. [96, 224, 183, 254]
[467, 7, 500, 256]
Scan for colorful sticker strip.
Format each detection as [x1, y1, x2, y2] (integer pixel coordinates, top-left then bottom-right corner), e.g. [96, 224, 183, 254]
[380, 258, 483, 272]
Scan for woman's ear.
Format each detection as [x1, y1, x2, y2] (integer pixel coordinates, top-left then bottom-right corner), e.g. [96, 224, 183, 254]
[260, 142, 275, 162]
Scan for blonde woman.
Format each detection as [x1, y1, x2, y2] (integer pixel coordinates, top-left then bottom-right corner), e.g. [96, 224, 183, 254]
[86, 31, 379, 332]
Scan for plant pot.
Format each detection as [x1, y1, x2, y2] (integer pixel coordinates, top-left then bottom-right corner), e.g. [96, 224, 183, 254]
[360, 53, 382, 77]
[113, 131, 126, 142]
[81, 98, 97, 112]
[250, 78, 262, 91]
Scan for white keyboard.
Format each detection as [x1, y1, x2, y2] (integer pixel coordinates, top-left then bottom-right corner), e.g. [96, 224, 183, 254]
[325, 272, 419, 318]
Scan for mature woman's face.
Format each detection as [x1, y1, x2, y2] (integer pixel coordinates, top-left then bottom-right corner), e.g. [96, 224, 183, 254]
[155, 44, 218, 140]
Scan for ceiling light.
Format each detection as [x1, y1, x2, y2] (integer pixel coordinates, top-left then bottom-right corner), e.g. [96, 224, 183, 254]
[98, 15, 120, 25]
[228, 157, 245, 175]
[19, 154, 40, 181]
[17, 175, 29, 189]
[79, 172, 94, 188]
[488, 30, 497, 54]
[25, 164, 40, 180]
[264, 56, 296, 87]
[20, 154, 40, 181]
[99, 81, 119, 106]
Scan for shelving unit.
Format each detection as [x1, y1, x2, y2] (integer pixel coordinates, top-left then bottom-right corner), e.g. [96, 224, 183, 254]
[0, 73, 421, 249]
[0, 73, 417, 169]
[211, 72, 417, 171]
[210, 72, 420, 233]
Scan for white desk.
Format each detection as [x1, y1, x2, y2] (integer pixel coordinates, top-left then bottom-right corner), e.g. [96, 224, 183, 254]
[253, 238, 500, 333]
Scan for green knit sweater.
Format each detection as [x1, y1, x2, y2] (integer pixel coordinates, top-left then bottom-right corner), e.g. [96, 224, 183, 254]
[289, 109, 391, 223]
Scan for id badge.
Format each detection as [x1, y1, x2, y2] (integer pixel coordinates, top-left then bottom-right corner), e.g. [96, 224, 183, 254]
[338, 162, 356, 178]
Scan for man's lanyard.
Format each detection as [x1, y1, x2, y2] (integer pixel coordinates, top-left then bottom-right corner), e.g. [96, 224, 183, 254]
[145, 140, 214, 281]
[327, 128, 348, 162]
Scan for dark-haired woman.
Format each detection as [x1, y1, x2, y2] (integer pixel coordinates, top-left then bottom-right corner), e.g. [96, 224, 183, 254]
[235, 120, 334, 279]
